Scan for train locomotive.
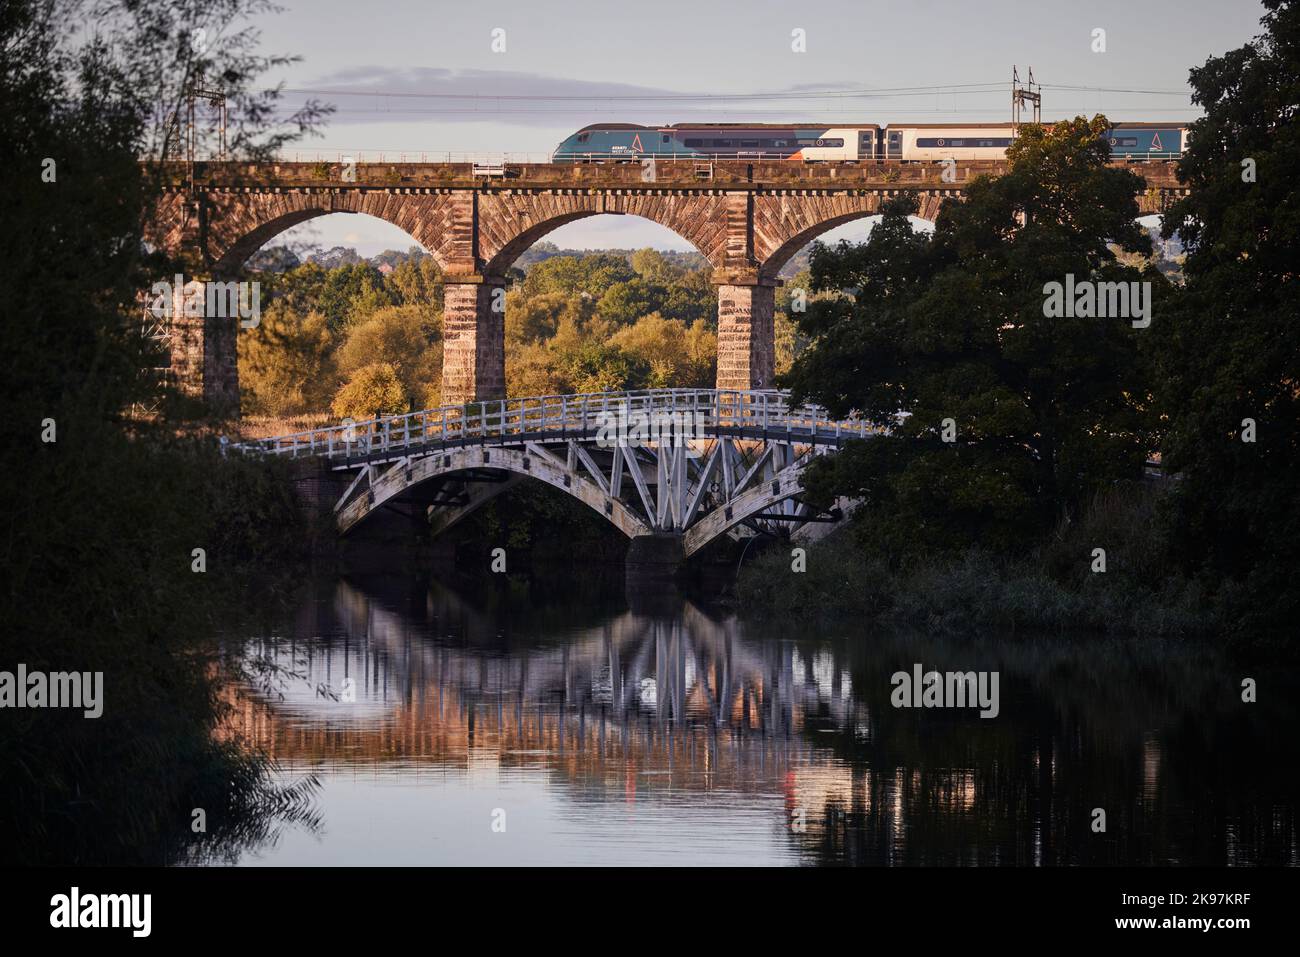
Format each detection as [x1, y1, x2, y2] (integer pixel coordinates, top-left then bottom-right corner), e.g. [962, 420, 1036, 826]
[551, 121, 1188, 163]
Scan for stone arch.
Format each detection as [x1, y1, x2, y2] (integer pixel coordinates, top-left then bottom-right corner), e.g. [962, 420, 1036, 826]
[206, 191, 465, 275]
[754, 190, 947, 281]
[147, 189, 467, 276]
[1136, 187, 1190, 217]
[477, 190, 735, 277]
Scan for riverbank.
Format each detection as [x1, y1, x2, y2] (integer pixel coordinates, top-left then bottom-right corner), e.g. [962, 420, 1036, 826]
[733, 483, 1263, 647]
[1, 424, 317, 865]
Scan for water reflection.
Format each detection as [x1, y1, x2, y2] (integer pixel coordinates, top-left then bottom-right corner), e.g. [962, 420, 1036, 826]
[222, 571, 1300, 866]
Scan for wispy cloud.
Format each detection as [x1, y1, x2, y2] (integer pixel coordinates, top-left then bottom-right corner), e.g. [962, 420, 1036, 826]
[282, 66, 869, 127]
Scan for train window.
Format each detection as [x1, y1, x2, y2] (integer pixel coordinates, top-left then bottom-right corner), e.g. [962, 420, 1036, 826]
[916, 137, 1012, 148]
[773, 140, 789, 147]
[576, 133, 589, 143]
[661, 134, 671, 143]
[741, 139, 760, 147]
[684, 139, 703, 147]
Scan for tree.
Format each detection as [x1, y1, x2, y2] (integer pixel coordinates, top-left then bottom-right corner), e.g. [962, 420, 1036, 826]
[316, 262, 398, 331]
[334, 305, 441, 408]
[611, 312, 716, 387]
[0, 0, 327, 864]
[505, 291, 576, 346]
[631, 247, 680, 283]
[332, 362, 408, 419]
[521, 253, 635, 299]
[597, 277, 664, 327]
[784, 117, 1163, 558]
[561, 341, 650, 394]
[238, 305, 336, 415]
[388, 252, 444, 318]
[659, 266, 715, 327]
[1155, 0, 1300, 632]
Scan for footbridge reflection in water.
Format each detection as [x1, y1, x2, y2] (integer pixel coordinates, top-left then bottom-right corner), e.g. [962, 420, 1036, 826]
[222, 574, 1299, 866]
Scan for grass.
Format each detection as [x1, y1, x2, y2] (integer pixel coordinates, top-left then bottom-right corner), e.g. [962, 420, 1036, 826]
[239, 412, 334, 439]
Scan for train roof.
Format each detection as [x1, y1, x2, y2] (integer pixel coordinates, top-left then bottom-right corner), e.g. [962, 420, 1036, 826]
[572, 119, 1189, 133]
[665, 122, 881, 130]
[883, 122, 1017, 129]
[1099, 120, 1189, 127]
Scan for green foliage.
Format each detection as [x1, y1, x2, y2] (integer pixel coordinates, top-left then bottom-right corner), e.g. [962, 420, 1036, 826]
[387, 252, 444, 317]
[1153, 0, 1300, 635]
[331, 361, 409, 419]
[785, 117, 1164, 560]
[318, 262, 400, 330]
[238, 306, 335, 415]
[498, 249, 718, 396]
[521, 252, 635, 299]
[597, 276, 664, 326]
[737, 484, 1207, 637]
[561, 341, 651, 394]
[334, 305, 441, 407]
[0, 0, 324, 864]
[610, 312, 716, 387]
[241, 245, 717, 408]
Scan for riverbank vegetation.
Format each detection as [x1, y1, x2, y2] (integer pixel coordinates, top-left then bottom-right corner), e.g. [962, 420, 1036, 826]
[741, 2, 1299, 645]
[0, 0, 324, 864]
[738, 483, 1210, 640]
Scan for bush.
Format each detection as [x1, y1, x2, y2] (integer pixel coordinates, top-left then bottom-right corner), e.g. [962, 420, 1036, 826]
[334, 305, 440, 405]
[331, 361, 408, 419]
[736, 481, 1212, 638]
[238, 306, 336, 416]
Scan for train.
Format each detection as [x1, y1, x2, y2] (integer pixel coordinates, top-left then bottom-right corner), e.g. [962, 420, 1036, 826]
[551, 122, 1189, 163]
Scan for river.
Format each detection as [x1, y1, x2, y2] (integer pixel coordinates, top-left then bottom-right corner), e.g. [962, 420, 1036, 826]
[216, 566, 1299, 866]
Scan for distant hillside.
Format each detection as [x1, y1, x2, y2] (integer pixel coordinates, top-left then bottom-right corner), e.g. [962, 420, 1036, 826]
[513, 242, 709, 273]
[249, 241, 714, 275]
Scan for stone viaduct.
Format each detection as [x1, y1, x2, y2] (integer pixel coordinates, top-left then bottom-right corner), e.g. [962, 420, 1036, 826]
[144, 158, 1185, 414]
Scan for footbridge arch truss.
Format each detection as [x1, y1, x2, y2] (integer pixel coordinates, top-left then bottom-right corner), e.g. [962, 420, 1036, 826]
[236, 389, 873, 558]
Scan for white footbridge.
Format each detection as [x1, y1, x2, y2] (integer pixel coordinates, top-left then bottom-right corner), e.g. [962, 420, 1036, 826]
[235, 389, 871, 558]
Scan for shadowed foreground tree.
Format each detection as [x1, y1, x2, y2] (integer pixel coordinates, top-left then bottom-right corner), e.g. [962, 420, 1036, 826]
[0, 0, 326, 864]
[784, 117, 1165, 559]
[1155, 0, 1300, 635]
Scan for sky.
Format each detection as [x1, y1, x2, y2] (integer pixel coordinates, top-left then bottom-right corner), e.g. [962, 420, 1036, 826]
[232, 0, 1269, 256]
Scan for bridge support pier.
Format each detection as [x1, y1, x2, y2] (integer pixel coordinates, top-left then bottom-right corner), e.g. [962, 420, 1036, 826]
[156, 280, 240, 417]
[625, 533, 684, 585]
[441, 277, 506, 405]
[715, 281, 776, 390]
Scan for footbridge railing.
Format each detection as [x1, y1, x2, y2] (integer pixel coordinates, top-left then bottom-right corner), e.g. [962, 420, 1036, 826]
[234, 389, 872, 464]
[236, 389, 873, 553]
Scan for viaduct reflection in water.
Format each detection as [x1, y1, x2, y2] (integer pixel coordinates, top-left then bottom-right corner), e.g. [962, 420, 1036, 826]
[223, 572, 1300, 866]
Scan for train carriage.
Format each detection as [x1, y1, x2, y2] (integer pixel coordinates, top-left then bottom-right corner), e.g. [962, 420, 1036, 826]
[552, 123, 881, 162]
[889, 123, 1017, 162]
[551, 121, 1186, 164]
[1104, 122, 1188, 160]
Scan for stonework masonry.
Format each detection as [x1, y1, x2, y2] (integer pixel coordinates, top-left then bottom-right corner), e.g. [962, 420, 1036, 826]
[442, 279, 507, 404]
[144, 161, 1186, 410]
[716, 283, 776, 391]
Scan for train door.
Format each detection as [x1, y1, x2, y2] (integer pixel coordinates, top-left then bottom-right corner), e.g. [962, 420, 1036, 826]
[886, 129, 902, 160]
[858, 130, 875, 162]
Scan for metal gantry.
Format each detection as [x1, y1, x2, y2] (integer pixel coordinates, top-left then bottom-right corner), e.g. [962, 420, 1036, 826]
[236, 388, 874, 556]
